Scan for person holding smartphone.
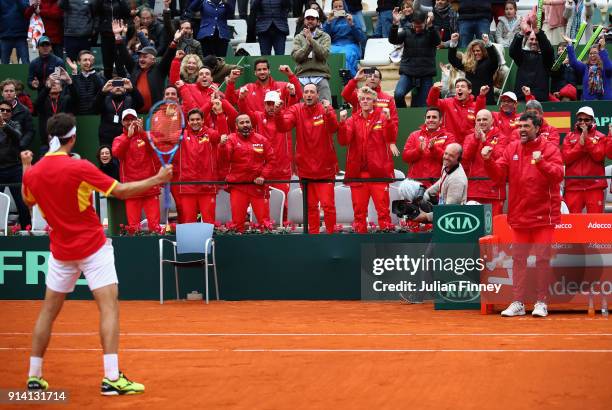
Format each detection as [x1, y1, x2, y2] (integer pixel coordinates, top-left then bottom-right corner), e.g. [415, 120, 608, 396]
[322, 0, 365, 77]
[561, 106, 609, 213]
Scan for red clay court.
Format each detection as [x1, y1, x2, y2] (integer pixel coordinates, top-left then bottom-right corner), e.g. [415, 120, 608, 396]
[1, 300, 611, 409]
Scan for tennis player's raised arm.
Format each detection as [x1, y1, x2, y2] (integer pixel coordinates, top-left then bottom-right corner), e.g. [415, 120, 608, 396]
[111, 165, 174, 199]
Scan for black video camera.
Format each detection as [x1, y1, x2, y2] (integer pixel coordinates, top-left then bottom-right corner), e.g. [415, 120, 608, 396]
[391, 185, 436, 219]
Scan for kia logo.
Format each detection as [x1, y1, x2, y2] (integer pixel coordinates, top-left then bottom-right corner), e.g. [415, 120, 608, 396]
[438, 280, 480, 303]
[436, 212, 480, 235]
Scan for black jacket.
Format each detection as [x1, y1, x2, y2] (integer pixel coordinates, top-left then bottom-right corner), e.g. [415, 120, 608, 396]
[389, 24, 440, 78]
[10, 101, 34, 150]
[252, 0, 290, 35]
[71, 71, 107, 114]
[27, 54, 65, 90]
[510, 31, 554, 101]
[94, 0, 130, 35]
[449, 44, 499, 104]
[94, 89, 144, 146]
[34, 85, 77, 148]
[59, 0, 97, 37]
[458, 0, 491, 21]
[0, 120, 24, 169]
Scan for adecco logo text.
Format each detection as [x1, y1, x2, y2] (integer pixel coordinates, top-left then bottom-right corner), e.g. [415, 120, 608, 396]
[437, 212, 480, 235]
[437, 280, 480, 303]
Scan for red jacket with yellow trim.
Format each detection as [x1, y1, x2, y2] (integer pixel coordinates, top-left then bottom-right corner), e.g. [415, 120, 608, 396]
[226, 75, 303, 113]
[402, 125, 456, 187]
[426, 86, 480, 144]
[112, 129, 160, 197]
[463, 126, 509, 200]
[561, 129, 608, 191]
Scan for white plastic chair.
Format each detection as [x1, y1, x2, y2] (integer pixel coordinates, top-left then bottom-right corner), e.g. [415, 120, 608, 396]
[560, 201, 570, 215]
[228, 19, 248, 45]
[0, 192, 9, 235]
[215, 189, 232, 223]
[159, 222, 219, 304]
[31, 205, 48, 233]
[287, 187, 304, 223]
[362, 0, 378, 16]
[287, 17, 298, 40]
[251, 186, 286, 225]
[236, 42, 261, 56]
[360, 38, 395, 66]
[334, 185, 354, 224]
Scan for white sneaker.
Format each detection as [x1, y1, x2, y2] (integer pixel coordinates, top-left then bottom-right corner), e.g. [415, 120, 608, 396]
[532, 301, 548, 317]
[501, 301, 526, 317]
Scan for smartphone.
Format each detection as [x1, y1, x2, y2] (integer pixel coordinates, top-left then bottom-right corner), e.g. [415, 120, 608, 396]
[333, 10, 346, 17]
[112, 79, 125, 87]
[363, 68, 375, 75]
[54, 67, 61, 76]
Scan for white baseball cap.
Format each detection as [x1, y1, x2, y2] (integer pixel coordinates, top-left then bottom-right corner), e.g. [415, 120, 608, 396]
[121, 109, 138, 120]
[576, 106, 595, 118]
[264, 91, 281, 103]
[500, 91, 517, 102]
[304, 9, 319, 18]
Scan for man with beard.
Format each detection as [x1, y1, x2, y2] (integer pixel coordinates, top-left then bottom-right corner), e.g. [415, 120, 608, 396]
[218, 114, 276, 232]
[482, 112, 563, 317]
[402, 107, 456, 187]
[463, 109, 509, 215]
[226, 59, 302, 113]
[275, 84, 339, 234]
[509, 99, 560, 145]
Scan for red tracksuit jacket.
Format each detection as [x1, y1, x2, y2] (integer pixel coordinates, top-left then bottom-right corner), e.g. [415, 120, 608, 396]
[484, 137, 564, 229]
[426, 86, 484, 144]
[275, 102, 339, 179]
[112, 130, 160, 197]
[463, 126, 509, 200]
[226, 75, 303, 113]
[337, 108, 395, 180]
[561, 128, 608, 192]
[341, 79, 399, 140]
[510, 120, 560, 146]
[402, 125, 456, 186]
[179, 83, 237, 131]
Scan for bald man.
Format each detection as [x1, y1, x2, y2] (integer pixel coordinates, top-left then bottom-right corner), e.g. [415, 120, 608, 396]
[463, 109, 509, 215]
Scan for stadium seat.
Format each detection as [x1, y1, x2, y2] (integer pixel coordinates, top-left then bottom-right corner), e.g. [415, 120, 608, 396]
[0, 192, 9, 235]
[159, 222, 219, 304]
[236, 42, 261, 56]
[287, 17, 298, 40]
[31, 205, 48, 234]
[287, 188, 303, 224]
[360, 38, 395, 67]
[215, 189, 232, 223]
[362, 0, 378, 16]
[334, 185, 354, 224]
[251, 186, 286, 224]
[560, 201, 570, 214]
[228, 19, 248, 46]
[605, 165, 612, 213]
[284, 39, 293, 55]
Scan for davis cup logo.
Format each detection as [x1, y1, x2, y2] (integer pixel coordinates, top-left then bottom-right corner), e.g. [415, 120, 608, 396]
[437, 212, 480, 235]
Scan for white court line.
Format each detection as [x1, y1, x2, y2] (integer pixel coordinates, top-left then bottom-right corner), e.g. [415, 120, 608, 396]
[2, 332, 612, 337]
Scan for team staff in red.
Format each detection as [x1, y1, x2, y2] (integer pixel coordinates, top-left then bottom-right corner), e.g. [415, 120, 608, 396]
[175, 108, 228, 223]
[402, 107, 456, 188]
[275, 84, 339, 233]
[219, 114, 276, 231]
[341, 67, 400, 155]
[112, 109, 161, 231]
[463, 109, 509, 215]
[225, 60, 302, 112]
[426, 78, 484, 144]
[338, 86, 395, 233]
[482, 112, 564, 318]
[561, 106, 608, 213]
[476, 87, 521, 137]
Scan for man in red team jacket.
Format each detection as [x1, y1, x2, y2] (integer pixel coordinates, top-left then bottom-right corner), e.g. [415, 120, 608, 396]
[275, 84, 339, 233]
[482, 112, 564, 318]
[338, 86, 395, 233]
[561, 106, 609, 213]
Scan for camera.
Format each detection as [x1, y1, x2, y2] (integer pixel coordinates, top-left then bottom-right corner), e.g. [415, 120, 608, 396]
[112, 79, 125, 87]
[392, 181, 437, 219]
[363, 67, 375, 75]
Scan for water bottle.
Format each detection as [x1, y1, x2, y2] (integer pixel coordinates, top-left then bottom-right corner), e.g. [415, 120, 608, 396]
[602, 298, 609, 319]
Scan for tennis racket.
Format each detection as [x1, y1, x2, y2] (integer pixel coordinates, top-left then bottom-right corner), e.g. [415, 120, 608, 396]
[146, 99, 184, 214]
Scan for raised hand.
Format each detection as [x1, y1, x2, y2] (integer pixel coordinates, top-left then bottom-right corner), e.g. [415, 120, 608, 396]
[279, 65, 293, 76]
[433, 81, 443, 90]
[321, 99, 331, 112]
[482, 33, 490, 46]
[173, 29, 182, 43]
[286, 83, 296, 96]
[31, 77, 39, 89]
[481, 145, 493, 160]
[339, 109, 348, 121]
[20, 150, 34, 167]
[228, 68, 241, 82]
[480, 85, 490, 96]
[390, 143, 400, 157]
[392, 7, 401, 25]
[450, 32, 460, 44]
[66, 57, 78, 74]
[175, 80, 185, 89]
[176, 49, 186, 59]
[521, 85, 531, 96]
[112, 19, 125, 37]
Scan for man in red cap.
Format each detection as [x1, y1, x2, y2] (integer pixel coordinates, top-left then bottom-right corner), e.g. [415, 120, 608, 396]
[402, 107, 456, 188]
[275, 83, 339, 233]
[463, 109, 509, 215]
[562, 106, 609, 213]
[338, 86, 395, 232]
[218, 114, 276, 231]
[482, 112, 564, 318]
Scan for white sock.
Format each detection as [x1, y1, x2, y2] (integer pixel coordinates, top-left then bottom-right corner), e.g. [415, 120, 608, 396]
[103, 354, 119, 381]
[29, 356, 43, 378]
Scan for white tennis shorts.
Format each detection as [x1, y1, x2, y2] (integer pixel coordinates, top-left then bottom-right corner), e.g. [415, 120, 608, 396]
[46, 239, 119, 293]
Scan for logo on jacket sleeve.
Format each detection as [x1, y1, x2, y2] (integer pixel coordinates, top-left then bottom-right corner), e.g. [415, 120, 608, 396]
[137, 139, 146, 148]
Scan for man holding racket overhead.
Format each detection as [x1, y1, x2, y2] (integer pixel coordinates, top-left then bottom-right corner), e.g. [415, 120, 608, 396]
[22, 113, 173, 394]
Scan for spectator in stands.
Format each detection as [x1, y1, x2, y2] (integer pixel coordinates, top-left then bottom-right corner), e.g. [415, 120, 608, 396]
[541, 0, 566, 47]
[448, 33, 499, 105]
[510, 21, 554, 102]
[414, 0, 458, 42]
[27, 36, 64, 91]
[338, 87, 395, 232]
[374, 0, 395, 38]
[138, 7, 171, 55]
[398, 0, 414, 31]
[126, 25, 153, 62]
[174, 108, 228, 223]
[238, 91, 292, 218]
[95, 0, 130, 80]
[275, 83, 339, 233]
[226, 60, 302, 112]
[427, 78, 481, 144]
[390, 9, 441, 108]
[456, 0, 491, 48]
[112, 110, 161, 231]
[25, 0, 64, 58]
[1, 80, 34, 151]
[171, 19, 204, 60]
[95, 77, 144, 146]
[550, 42, 579, 99]
[564, 35, 612, 101]
[518, 98, 561, 145]
[402, 107, 455, 187]
[251, 0, 290, 56]
[323, 0, 366, 77]
[564, 0, 595, 42]
[97, 145, 119, 180]
[292, 9, 332, 102]
[345, 0, 366, 34]
[65, 50, 106, 115]
[15, 81, 34, 114]
[495, 1, 522, 47]
[0, 0, 30, 64]
[201, 54, 241, 84]
[482, 112, 564, 318]
[113, 20, 180, 113]
[561, 106, 608, 213]
[294, 0, 326, 35]
[34, 69, 77, 154]
[342, 67, 400, 155]
[463, 109, 508, 215]
[59, 0, 97, 62]
[187, 0, 236, 57]
[218, 114, 276, 231]
[0, 99, 32, 229]
[169, 51, 203, 85]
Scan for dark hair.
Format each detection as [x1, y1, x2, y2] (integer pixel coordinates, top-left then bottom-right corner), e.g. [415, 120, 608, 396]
[519, 112, 542, 128]
[253, 58, 270, 69]
[47, 113, 76, 144]
[0, 99, 12, 110]
[504, 1, 517, 9]
[412, 10, 426, 23]
[187, 108, 203, 119]
[78, 49, 94, 59]
[372, 67, 383, 80]
[425, 106, 443, 118]
[165, 85, 179, 94]
[202, 55, 218, 70]
[455, 78, 472, 89]
[179, 19, 192, 29]
[97, 144, 112, 161]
